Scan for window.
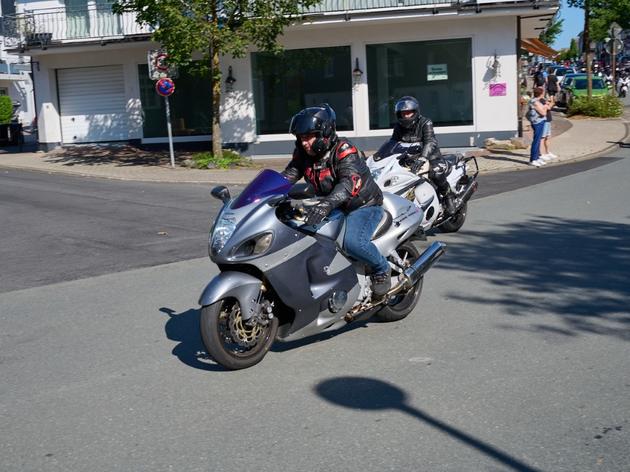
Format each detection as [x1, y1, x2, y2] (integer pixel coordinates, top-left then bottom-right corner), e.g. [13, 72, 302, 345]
[137, 64, 212, 138]
[367, 38, 473, 129]
[252, 46, 353, 134]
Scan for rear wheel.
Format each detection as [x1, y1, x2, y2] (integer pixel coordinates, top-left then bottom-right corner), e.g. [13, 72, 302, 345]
[200, 297, 279, 370]
[375, 242, 424, 322]
[440, 202, 467, 233]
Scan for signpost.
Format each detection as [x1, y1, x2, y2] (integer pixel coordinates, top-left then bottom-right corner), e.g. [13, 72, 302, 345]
[148, 49, 179, 168]
[608, 22, 623, 97]
[155, 78, 176, 168]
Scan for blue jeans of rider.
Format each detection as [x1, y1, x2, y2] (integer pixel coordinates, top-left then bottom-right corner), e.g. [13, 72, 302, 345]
[342, 205, 390, 275]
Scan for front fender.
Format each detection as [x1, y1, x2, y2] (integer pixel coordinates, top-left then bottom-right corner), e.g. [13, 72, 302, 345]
[198, 271, 263, 321]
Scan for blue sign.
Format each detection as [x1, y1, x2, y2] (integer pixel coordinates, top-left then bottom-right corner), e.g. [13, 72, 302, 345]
[155, 78, 175, 97]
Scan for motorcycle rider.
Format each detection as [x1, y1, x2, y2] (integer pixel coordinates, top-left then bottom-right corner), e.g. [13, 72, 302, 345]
[281, 104, 392, 297]
[389, 96, 457, 214]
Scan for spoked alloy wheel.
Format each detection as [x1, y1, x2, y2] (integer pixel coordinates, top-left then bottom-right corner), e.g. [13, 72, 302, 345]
[375, 242, 424, 322]
[200, 297, 279, 370]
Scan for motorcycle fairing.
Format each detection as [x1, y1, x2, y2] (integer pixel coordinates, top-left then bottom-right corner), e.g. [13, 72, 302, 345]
[198, 271, 263, 321]
[264, 236, 359, 338]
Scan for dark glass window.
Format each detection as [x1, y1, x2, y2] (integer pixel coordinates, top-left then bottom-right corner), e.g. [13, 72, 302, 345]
[252, 46, 353, 134]
[367, 38, 473, 129]
[137, 64, 212, 138]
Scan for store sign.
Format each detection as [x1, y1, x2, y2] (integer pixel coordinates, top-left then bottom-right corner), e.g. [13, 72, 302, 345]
[489, 83, 506, 97]
[427, 64, 448, 81]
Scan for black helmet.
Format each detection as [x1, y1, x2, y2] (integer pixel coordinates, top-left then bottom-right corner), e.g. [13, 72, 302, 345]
[289, 104, 337, 156]
[394, 96, 420, 129]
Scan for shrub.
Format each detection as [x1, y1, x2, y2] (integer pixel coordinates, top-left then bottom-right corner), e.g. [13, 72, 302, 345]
[0, 96, 13, 125]
[191, 149, 253, 169]
[567, 95, 623, 118]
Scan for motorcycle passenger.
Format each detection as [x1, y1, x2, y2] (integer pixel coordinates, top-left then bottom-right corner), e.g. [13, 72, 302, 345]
[389, 96, 457, 214]
[281, 104, 392, 297]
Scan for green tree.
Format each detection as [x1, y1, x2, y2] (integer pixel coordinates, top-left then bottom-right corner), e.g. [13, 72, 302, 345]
[0, 96, 13, 125]
[113, 0, 321, 159]
[539, 17, 564, 45]
[568, 38, 579, 60]
[567, 0, 594, 98]
[590, 0, 630, 40]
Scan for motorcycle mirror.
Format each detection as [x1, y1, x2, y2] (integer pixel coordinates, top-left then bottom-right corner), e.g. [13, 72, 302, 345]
[288, 183, 315, 199]
[211, 185, 231, 203]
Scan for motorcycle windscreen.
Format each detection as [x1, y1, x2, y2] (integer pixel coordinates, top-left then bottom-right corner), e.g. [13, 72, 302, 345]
[231, 169, 293, 209]
[373, 140, 414, 161]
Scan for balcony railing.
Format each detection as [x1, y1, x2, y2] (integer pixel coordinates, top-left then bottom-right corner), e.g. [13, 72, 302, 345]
[2, 6, 152, 49]
[304, 0, 550, 14]
[1, 0, 552, 49]
[0, 62, 32, 74]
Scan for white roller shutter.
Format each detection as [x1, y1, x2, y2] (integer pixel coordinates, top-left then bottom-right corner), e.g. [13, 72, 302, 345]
[58, 65, 128, 143]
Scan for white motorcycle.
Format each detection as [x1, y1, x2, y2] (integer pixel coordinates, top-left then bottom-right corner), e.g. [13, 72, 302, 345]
[367, 141, 478, 233]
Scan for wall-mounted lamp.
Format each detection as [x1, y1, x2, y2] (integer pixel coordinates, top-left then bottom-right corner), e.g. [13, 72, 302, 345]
[225, 66, 236, 92]
[352, 58, 363, 83]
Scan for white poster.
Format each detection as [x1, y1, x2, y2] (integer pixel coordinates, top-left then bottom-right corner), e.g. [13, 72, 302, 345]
[427, 64, 448, 81]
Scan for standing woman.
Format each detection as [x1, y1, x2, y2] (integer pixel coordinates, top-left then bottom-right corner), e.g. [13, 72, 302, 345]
[528, 86, 552, 167]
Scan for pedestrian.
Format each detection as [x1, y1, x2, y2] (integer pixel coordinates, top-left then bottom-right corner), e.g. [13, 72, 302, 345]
[546, 71, 559, 100]
[533, 65, 546, 90]
[526, 86, 551, 167]
[539, 95, 557, 162]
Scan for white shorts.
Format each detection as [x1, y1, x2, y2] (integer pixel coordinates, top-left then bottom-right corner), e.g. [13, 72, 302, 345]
[542, 121, 551, 137]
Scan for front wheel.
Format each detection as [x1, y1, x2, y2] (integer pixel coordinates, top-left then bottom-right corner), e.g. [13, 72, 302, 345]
[200, 297, 279, 370]
[375, 242, 424, 322]
[440, 202, 467, 233]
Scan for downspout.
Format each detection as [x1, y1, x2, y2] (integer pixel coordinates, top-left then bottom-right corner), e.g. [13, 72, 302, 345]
[29, 57, 39, 146]
[516, 16, 522, 138]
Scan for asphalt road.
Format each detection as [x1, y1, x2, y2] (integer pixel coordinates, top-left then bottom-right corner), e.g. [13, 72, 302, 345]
[1, 146, 629, 471]
[0, 151, 624, 293]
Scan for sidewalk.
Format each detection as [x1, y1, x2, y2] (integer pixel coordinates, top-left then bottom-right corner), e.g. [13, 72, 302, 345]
[0, 111, 628, 184]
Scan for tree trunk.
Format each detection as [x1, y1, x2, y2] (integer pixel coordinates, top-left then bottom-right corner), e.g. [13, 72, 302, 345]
[584, 0, 592, 99]
[210, 4, 222, 159]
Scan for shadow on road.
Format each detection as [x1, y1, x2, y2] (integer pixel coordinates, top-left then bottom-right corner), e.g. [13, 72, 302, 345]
[314, 376, 543, 472]
[159, 307, 228, 371]
[440, 215, 630, 340]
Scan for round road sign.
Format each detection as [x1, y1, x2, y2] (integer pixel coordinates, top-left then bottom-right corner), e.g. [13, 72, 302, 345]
[156, 78, 175, 97]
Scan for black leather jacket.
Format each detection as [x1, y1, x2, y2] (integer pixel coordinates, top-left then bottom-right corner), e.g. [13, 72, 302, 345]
[282, 138, 383, 213]
[391, 115, 442, 161]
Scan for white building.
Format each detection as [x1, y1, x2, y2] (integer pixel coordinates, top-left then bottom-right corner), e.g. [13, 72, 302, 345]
[0, 0, 35, 130]
[2, 0, 559, 153]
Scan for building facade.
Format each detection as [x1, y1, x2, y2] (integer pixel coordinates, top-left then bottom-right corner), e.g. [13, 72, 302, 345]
[3, 0, 559, 153]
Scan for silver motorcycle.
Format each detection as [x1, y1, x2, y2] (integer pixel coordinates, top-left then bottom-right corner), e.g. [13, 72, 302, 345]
[199, 169, 446, 370]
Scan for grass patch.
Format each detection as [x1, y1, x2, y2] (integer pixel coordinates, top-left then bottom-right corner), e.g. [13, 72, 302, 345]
[567, 95, 623, 118]
[190, 149, 255, 169]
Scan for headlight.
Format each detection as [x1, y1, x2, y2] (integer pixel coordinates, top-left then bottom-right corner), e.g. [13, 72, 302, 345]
[231, 232, 274, 259]
[370, 167, 383, 181]
[210, 213, 236, 255]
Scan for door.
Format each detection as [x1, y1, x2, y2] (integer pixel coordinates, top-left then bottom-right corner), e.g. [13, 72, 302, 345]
[57, 65, 128, 144]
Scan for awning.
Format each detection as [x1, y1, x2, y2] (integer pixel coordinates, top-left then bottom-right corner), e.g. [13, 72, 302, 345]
[521, 38, 558, 58]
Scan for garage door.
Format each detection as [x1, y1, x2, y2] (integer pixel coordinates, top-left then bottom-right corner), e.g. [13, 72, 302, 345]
[58, 65, 128, 143]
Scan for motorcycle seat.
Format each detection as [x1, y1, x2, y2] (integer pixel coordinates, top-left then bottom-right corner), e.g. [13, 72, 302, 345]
[372, 210, 392, 240]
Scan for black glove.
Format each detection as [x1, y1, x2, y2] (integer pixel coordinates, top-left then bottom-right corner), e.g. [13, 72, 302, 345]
[304, 200, 333, 226]
[410, 158, 427, 174]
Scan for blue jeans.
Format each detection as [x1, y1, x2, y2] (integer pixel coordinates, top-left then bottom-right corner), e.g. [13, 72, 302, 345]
[342, 206, 390, 275]
[530, 120, 546, 162]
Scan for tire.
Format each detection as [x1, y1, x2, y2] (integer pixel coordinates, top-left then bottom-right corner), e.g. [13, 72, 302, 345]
[200, 297, 279, 370]
[375, 242, 424, 322]
[440, 202, 467, 233]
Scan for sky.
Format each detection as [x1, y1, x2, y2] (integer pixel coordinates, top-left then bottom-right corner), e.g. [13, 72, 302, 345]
[552, 0, 584, 50]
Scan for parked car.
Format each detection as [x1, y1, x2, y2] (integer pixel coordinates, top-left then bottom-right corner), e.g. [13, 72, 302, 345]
[549, 66, 576, 84]
[565, 76, 609, 107]
[555, 73, 586, 106]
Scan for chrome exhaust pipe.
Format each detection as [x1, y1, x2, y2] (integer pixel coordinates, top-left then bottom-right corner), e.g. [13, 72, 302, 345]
[453, 178, 478, 213]
[402, 241, 446, 289]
